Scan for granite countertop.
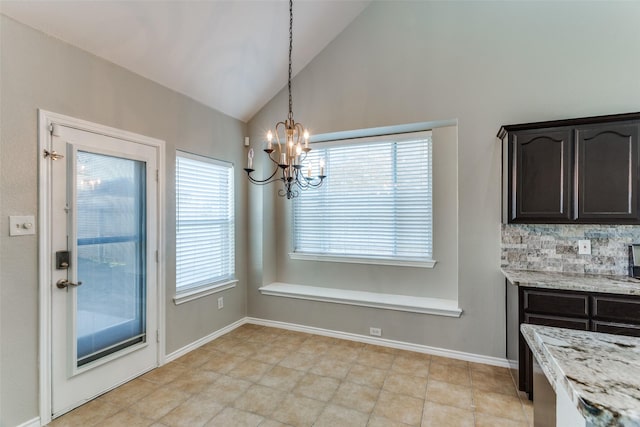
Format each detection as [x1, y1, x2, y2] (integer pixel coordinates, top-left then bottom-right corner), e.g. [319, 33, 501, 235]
[521, 324, 640, 427]
[502, 268, 640, 295]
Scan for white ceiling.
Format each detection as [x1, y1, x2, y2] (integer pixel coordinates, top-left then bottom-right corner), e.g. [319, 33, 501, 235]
[0, 0, 370, 122]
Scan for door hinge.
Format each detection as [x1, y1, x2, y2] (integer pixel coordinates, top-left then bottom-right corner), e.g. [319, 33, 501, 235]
[156, 330, 160, 343]
[155, 250, 159, 263]
[49, 123, 61, 137]
[156, 169, 159, 182]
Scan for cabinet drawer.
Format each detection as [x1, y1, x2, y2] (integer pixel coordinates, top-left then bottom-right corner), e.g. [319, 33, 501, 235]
[524, 290, 589, 317]
[525, 313, 590, 330]
[592, 320, 640, 338]
[592, 295, 640, 324]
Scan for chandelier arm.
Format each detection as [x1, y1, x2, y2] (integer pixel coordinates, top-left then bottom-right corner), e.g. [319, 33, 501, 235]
[293, 179, 309, 190]
[267, 151, 280, 165]
[294, 122, 305, 144]
[250, 177, 285, 186]
[247, 172, 286, 186]
[301, 176, 325, 187]
[275, 121, 288, 154]
[244, 166, 280, 184]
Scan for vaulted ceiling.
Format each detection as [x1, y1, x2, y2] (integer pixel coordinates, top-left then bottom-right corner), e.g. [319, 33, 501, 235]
[0, 1, 370, 122]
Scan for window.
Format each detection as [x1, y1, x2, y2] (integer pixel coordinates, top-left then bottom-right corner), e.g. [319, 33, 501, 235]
[292, 131, 434, 267]
[175, 151, 235, 297]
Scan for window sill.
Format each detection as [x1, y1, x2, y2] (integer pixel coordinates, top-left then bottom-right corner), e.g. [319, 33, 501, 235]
[258, 282, 462, 317]
[289, 252, 436, 268]
[174, 279, 238, 305]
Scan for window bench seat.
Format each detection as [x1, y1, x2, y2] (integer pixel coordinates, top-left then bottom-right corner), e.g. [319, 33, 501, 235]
[258, 282, 462, 318]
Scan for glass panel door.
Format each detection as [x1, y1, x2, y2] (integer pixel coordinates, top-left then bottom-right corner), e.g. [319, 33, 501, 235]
[75, 151, 147, 367]
[49, 120, 158, 419]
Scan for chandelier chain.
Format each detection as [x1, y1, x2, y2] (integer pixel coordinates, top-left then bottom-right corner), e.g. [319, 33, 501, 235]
[288, 0, 293, 121]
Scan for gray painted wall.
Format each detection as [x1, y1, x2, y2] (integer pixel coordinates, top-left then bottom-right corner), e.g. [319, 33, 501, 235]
[247, 1, 640, 356]
[4, 1, 640, 425]
[0, 16, 247, 427]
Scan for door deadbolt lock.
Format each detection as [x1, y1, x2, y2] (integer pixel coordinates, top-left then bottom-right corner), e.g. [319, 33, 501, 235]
[56, 279, 83, 289]
[56, 251, 70, 269]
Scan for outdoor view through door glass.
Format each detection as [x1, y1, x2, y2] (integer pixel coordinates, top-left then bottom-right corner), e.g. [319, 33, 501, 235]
[76, 151, 147, 367]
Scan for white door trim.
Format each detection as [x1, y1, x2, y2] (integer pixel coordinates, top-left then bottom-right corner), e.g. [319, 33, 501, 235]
[38, 110, 166, 425]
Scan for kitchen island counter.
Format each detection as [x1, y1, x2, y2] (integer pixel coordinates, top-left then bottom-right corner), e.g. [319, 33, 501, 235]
[521, 324, 640, 426]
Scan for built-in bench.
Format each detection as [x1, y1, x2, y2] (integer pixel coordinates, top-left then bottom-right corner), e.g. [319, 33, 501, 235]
[258, 282, 462, 317]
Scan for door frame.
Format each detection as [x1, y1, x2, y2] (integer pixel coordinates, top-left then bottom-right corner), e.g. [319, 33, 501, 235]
[38, 110, 166, 425]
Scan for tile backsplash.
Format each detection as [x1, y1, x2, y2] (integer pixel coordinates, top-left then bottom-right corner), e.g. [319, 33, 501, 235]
[501, 224, 640, 275]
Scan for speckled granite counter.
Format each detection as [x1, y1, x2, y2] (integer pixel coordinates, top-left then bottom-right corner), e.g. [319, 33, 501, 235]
[502, 268, 640, 295]
[521, 324, 640, 427]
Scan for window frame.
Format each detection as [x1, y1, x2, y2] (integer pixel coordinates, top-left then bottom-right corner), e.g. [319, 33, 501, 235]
[174, 150, 236, 304]
[290, 130, 436, 268]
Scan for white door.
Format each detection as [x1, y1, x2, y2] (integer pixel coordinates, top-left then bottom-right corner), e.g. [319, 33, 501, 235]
[49, 124, 159, 417]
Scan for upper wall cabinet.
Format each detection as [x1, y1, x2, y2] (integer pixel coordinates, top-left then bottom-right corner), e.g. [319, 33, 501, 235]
[499, 112, 640, 224]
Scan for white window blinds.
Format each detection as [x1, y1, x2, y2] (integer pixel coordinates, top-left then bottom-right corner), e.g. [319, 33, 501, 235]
[176, 152, 234, 291]
[293, 131, 433, 263]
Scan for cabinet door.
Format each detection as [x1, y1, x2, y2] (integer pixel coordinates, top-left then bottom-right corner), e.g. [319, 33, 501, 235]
[592, 320, 640, 338]
[575, 122, 640, 222]
[524, 289, 589, 318]
[524, 313, 590, 330]
[509, 129, 572, 222]
[591, 295, 640, 324]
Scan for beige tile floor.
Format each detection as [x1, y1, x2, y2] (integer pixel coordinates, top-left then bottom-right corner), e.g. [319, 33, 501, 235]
[47, 324, 533, 427]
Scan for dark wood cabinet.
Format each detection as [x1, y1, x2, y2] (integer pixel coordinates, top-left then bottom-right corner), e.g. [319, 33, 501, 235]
[523, 290, 588, 317]
[592, 320, 640, 337]
[499, 112, 640, 224]
[509, 129, 572, 222]
[592, 295, 640, 323]
[507, 283, 640, 398]
[576, 123, 639, 222]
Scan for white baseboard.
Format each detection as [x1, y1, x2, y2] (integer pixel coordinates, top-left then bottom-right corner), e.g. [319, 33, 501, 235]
[16, 417, 40, 427]
[246, 317, 510, 368]
[165, 315, 508, 368]
[164, 317, 247, 363]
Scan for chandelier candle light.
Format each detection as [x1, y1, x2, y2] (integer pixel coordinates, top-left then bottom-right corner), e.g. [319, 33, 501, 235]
[244, 0, 326, 199]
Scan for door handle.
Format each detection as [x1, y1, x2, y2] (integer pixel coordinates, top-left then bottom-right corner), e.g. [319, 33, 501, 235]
[56, 279, 83, 289]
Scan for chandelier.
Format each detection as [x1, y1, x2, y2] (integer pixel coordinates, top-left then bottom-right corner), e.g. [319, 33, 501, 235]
[244, 0, 325, 199]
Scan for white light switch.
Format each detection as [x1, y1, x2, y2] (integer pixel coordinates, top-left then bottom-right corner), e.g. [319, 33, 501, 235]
[9, 215, 36, 236]
[578, 239, 591, 255]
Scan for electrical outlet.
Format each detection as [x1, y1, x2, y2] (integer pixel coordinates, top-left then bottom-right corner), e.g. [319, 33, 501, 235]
[369, 327, 382, 337]
[578, 239, 591, 255]
[217, 297, 224, 309]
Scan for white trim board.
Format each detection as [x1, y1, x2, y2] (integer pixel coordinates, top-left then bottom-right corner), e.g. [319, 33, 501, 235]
[165, 318, 247, 363]
[15, 417, 41, 427]
[259, 282, 462, 318]
[246, 317, 510, 368]
[165, 315, 508, 369]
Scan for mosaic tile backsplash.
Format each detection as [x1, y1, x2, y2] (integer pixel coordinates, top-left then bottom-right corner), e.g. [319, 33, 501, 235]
[501, 224, 640, 276]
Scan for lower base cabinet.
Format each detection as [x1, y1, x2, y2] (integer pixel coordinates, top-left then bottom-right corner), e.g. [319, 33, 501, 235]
[506, 281, 640, 397]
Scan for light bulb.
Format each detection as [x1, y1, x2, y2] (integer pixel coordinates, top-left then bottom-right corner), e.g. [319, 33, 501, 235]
[267, 130, 273, 142]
